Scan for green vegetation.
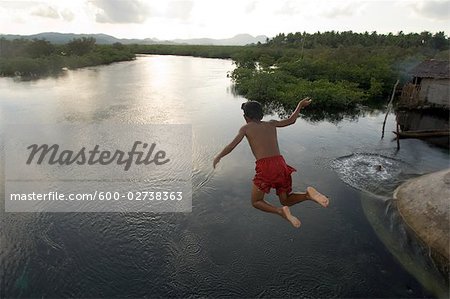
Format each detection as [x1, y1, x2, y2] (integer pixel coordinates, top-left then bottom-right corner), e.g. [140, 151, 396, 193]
[131, 44, 243, 59]
[0, 37, 135, 77]
[135, 31, 449, 111]
[229, 31, 449, 111]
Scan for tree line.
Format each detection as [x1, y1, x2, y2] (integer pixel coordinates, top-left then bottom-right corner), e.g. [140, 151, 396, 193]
[265, 31, 448, 51]
[0, 37, 134, 76]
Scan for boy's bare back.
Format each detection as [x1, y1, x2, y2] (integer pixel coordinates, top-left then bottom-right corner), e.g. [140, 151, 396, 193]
[242, 121, 280, 160]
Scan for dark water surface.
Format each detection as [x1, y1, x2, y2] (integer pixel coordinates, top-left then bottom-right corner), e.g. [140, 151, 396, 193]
[1, 55, 449, 298]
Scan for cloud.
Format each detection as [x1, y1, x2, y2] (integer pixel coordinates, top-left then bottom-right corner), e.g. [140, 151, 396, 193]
[0, 1, 38, 10]
[31, 5, 59, 19]
[89, 0, 150, 23]
[245, 1, 258, 13]
[321, 2, 365, 18]
[60, 8, 74, 22]
[412, 0, 450, 20]
[275, 1, 300, 16]
[29, 4, 75, 22]
[166, 1, 194, 20]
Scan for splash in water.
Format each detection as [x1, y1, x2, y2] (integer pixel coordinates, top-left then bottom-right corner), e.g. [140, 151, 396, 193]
[332, 153, 416, 197]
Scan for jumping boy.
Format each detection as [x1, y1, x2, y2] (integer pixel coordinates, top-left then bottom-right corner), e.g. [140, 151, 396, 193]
[213, 98, 329, 228]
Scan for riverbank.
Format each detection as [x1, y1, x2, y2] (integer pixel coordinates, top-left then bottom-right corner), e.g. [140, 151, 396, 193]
[393, 169, 450, 276]
[0, 42, 135, 77]
[132, 44, 243, 59]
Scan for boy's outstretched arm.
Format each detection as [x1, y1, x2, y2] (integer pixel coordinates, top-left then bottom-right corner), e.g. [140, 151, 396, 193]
[213, 127, 246, 168]
[270, 97, 312, 127]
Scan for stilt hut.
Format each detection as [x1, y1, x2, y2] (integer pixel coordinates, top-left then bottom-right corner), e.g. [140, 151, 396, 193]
[400, 60, 449, 109]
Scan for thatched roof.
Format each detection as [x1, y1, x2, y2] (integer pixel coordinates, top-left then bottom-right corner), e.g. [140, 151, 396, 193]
[411, 60, 450, 79]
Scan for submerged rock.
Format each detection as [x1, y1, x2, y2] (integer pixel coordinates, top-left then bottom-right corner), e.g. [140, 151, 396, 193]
[394, 169, 450, 276]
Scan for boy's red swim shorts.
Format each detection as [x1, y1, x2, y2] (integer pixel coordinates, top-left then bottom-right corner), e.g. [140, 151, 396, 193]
[253, 155, 296, 195]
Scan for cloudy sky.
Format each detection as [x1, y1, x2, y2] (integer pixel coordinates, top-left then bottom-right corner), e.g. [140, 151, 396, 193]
[0, 0, 448, 40]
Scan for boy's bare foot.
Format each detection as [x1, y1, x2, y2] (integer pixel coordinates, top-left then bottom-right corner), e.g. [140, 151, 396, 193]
[281, 206, 301, 228]
[306, 187, 329, 208]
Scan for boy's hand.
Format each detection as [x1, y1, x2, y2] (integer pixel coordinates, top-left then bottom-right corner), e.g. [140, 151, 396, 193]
[299, 97, 312, 108]
[213, 156, 221, 169]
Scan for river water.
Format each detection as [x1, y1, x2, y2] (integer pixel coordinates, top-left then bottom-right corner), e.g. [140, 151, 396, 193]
[1, 55, 449, 298]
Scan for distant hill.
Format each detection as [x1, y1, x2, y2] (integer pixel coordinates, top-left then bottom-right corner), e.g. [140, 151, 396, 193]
[0, 32, 268, 46]
[0, 32, 153, 45]
[173, 34, 268, 45]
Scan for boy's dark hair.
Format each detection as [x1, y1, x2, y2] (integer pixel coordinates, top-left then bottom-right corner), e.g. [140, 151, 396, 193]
[241, 101, 263, 120]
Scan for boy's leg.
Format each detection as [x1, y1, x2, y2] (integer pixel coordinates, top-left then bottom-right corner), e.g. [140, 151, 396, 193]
[278, 192, 309, 206]
[278, 187, 329, 208]
[251, 184, 282, 215]
[251, 185, 301, 228]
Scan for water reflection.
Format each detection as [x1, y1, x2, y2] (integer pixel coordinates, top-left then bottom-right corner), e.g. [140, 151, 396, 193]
[257, 100, 387, 123]
[395, 109, 450, 149]
[10, 71, 69, 82]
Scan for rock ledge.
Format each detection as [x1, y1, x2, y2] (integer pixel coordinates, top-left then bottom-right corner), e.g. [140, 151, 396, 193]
[394, 169, 449, 274]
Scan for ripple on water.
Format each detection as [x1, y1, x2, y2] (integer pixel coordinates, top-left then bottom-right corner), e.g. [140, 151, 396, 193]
[179, 231, 203, 257]
[332, 153, 417, 197]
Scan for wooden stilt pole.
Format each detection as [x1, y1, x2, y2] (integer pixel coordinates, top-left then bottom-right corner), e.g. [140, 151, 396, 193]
[382, 79, 400, 139]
